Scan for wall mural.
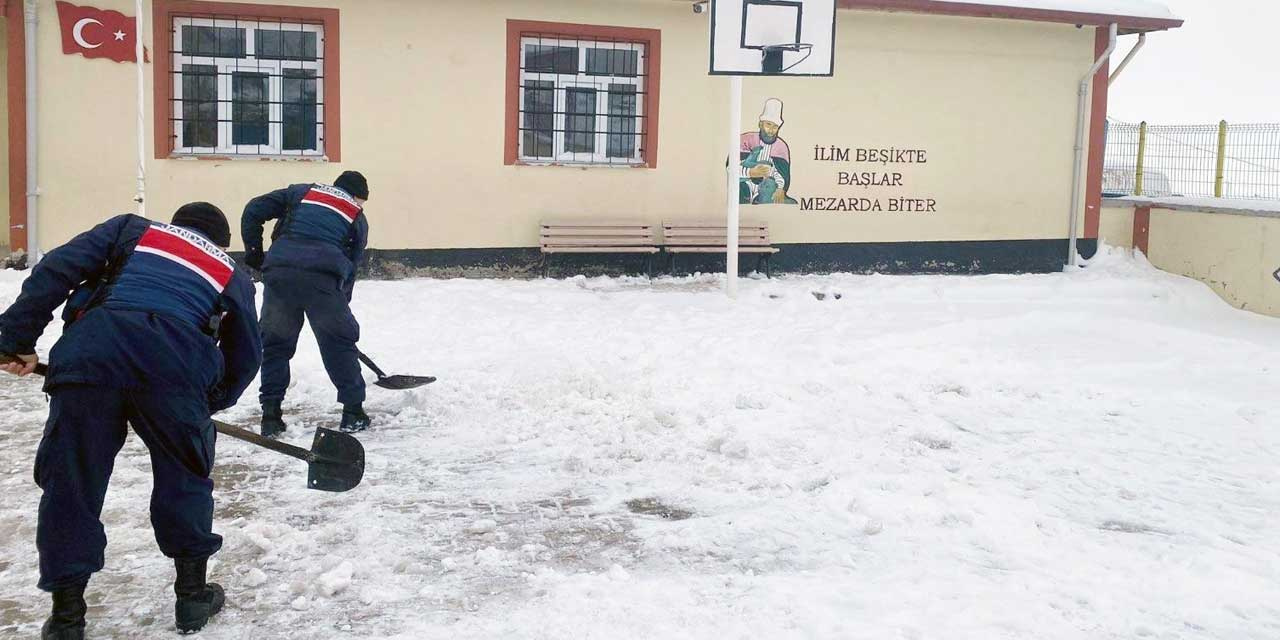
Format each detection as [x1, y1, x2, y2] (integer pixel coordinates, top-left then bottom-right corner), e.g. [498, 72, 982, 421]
[736, 98, 937, 214]
[739, 98, 798, 205]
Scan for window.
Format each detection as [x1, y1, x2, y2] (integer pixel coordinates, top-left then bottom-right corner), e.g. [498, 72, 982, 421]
[154, 2, 340, 160]
[506, 22, 662, 168]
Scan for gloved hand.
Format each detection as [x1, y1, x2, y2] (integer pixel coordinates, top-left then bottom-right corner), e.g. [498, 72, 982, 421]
[244, 247, 265, 271]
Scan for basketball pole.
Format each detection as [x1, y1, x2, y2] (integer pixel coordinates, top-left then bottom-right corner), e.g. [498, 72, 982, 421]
[726, 75, 741, 299]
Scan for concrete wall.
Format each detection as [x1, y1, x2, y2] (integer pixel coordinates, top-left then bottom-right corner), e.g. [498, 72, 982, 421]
[28, 0, 1095, 254]
[1146, 208, 1280, 317]
[1099, 203, 1133, 249]
[1102, 200, 1280, 317]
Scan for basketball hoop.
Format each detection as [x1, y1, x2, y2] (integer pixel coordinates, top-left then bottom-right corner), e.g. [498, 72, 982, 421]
[710, 0, 835, 76]
[760, 42, 814, 74]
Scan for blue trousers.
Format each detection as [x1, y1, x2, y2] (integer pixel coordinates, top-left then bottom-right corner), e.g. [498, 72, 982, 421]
[259, 267, 365, 406]
[35, 386, 221, 591]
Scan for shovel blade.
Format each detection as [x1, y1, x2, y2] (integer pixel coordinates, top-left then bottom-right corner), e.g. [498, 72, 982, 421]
[374, 375, 437, 390]
[307, 428, 365, 492]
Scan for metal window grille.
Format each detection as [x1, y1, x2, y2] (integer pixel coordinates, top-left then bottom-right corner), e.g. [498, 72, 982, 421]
[170, 15, 326, 157]
[1104, 120, 1280, 200]
[518, 34, 648, 166]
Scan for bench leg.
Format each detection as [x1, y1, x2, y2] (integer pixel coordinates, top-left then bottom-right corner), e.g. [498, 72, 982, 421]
[646, 254, 654, 280]
[541, 254, 550, 279]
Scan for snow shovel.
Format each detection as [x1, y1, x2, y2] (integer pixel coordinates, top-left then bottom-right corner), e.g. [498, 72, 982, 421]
[4, 357, 365, 493]
[213, 421, 365, 493]
[358, 350, 436, 390]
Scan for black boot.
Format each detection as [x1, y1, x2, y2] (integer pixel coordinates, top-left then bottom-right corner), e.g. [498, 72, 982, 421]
[340, 403, 371, 433]
[41, 582, 87, 640]
[174, 557, 224, 634]
[261, 400, 287, 439]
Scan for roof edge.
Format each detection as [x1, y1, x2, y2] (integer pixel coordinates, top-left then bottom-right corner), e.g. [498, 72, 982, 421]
[837, 1, 1185, 33]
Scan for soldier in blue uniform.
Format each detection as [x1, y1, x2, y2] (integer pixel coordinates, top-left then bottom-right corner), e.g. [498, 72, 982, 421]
[242, 171, 371, 436]
[0, 203, 262, 638]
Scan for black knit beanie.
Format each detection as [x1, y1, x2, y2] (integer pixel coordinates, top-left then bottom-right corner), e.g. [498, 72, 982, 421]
[171, 202, 232, 248]
[334, 171, 369, 200]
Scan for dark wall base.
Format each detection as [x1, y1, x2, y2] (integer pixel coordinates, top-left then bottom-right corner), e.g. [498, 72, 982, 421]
[353, 239, 1097, 279]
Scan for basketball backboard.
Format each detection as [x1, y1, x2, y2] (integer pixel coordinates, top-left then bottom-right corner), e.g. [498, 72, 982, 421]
[709, 0, 836, 76]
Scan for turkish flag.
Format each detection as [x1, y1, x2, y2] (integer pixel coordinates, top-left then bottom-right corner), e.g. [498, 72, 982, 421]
[56, 2, 149, 64]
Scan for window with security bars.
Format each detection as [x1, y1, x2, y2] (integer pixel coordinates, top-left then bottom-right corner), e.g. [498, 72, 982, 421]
[518, 35, 647, 165]
[171, 16, 324, 157]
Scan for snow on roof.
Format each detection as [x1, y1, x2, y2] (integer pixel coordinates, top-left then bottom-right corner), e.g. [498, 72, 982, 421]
[837, 0, 1184, 32]
[932, 0, 1178, 21]
[1105, 195, 1280, 217]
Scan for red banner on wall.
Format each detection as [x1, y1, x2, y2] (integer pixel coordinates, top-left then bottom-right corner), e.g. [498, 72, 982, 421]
[56, 1, 149, 63]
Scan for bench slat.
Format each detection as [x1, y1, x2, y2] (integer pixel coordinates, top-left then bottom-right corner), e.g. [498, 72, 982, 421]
[542, 220, 652, 228]
[664, 237, 771, 244]
[664, 222, 768, 229]
[542, 238, 659, 246]
[542, 247, 660, 254]
[666, 247, 779, 254]
[541, 229, 655, 237]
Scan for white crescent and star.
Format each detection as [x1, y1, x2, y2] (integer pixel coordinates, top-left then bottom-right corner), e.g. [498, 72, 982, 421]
[72, 17, 103, 49]
[72, 18, 129, 48]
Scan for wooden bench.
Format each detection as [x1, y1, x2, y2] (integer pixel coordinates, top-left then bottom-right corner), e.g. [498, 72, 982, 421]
[539, 220, 660, 277]
[662, 221, 780, 277]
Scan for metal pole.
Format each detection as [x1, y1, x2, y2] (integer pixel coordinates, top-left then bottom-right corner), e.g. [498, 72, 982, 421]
[135, 0, 147, 218]
[24, 0, 38, 262]
[726, 76, 741, 298]
[1215, 120, 1228, 198]
[1135, 121, 1147, 196]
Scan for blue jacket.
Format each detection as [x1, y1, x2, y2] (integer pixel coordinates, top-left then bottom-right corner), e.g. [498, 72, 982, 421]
[0, 214, 262, 412]
[241, 183, 369, 296]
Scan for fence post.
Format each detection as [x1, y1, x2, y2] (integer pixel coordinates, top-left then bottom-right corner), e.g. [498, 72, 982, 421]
[1135, 121, 1147, 196]
[1215, 120, 1228, 197]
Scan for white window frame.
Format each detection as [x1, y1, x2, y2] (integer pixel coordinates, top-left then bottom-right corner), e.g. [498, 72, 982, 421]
[172, 17, 325, 157]
[518, 37, 646, 165]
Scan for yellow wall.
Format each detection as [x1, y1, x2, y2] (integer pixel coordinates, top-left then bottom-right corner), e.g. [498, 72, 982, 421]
[1145, 208, 1280, 317]
[1099, 204, 1133, 249]
[31, 0, 1096, 253]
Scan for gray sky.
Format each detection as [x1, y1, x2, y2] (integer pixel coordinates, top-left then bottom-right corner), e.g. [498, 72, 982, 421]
[1107, 0, 1279, 124]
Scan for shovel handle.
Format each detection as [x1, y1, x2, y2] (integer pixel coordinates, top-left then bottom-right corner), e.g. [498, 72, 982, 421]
[356, 350, 389, 379]
[213, 421, 315, 463]
[3, 355, 316, 464]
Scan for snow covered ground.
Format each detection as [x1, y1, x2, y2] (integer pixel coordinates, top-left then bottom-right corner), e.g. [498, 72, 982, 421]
[1, 247, 1278, 639]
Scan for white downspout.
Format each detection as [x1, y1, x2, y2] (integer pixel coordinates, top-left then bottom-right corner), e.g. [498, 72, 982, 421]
[1108, 33, 1145, 87]
[134, 0, 146, 218]
[1067, 23, 1117, 267]
[23, 0, 38, 262]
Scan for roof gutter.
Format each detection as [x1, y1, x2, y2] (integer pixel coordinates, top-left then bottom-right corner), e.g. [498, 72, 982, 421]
[1067, 22, 1117, 267]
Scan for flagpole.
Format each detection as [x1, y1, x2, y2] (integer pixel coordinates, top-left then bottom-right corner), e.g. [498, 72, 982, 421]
[134, 0, 147, 218]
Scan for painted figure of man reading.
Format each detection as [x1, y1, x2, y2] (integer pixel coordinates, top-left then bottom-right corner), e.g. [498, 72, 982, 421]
[740, 98, 798, 205]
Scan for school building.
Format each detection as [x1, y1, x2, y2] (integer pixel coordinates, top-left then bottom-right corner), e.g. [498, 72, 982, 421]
[0, 0, 1184, 274]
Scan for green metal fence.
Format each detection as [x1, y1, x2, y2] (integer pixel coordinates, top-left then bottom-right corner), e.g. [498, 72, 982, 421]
[1103, 120, 1280, 200]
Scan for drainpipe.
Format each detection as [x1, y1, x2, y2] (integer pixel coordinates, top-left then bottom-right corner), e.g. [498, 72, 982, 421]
[23, 0, 38, 262]
[134, 0, 146, 218]
[1108, 33, 1145, 87]
[1067, 23, 1117, 268]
